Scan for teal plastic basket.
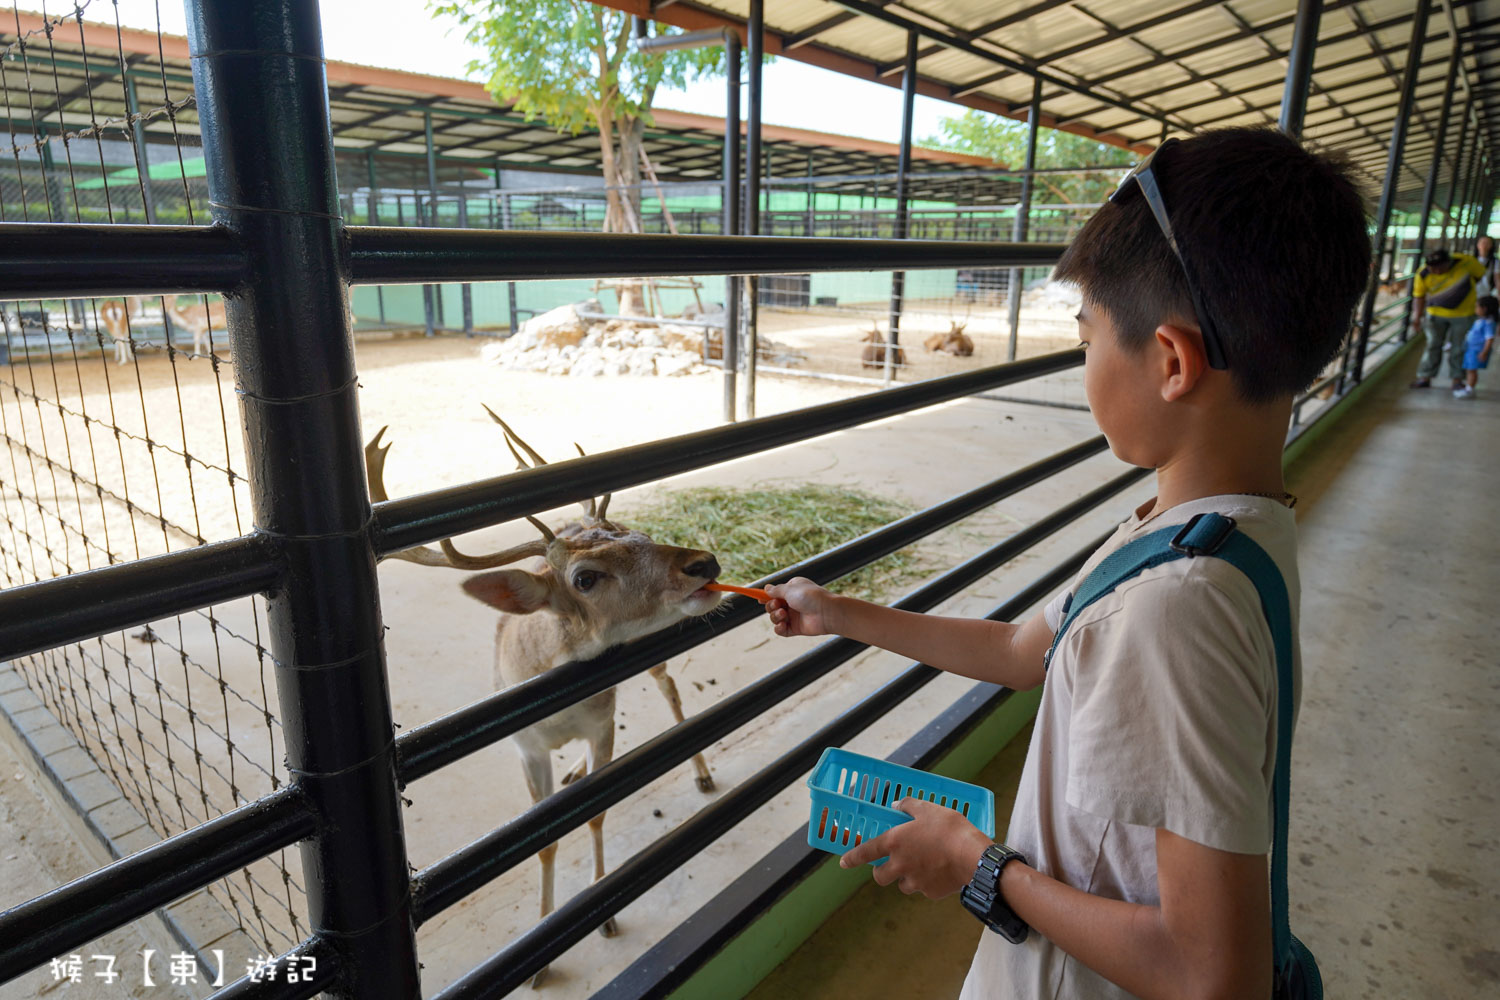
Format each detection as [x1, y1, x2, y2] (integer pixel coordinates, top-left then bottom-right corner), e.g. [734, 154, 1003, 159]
[806, 747, 995, 863]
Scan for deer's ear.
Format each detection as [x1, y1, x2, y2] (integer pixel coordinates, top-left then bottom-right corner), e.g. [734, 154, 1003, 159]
[462, 569, 554, 614]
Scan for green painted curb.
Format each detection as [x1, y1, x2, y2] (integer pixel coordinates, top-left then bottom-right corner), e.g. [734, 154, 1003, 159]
[666, 686, 1043, 1000]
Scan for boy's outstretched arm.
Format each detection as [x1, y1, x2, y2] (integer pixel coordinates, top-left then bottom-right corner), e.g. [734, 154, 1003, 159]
[763, 577, 1053, 691]
[841, 803, 1272, 1000]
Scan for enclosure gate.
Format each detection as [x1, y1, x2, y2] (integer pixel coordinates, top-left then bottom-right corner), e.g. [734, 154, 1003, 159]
[0, 1, 1421, 999]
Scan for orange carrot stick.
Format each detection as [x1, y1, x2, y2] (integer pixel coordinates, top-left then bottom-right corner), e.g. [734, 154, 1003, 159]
[704, 582, 771, 603]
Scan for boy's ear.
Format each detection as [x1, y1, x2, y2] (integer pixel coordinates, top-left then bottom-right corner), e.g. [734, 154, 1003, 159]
[1154, 323, 1208, 402]
[462, 569, 555, 614]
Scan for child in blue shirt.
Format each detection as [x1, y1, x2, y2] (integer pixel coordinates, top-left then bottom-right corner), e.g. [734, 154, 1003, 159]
[1456, 295, 1496, 399]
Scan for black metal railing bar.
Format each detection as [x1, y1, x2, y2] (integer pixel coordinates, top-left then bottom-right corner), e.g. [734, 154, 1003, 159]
[411, 466, 1145, 925]
[0, 533, 280, 661]
[375, 349, 1083, 556]
[0, 223, 1067, 301]
[0, 784, 312, 980]
[0, 224, 247, 299]
[428, 525, 1128, 1000]
[345, 228, 1067, 284]
[394, 430, 1104, 783]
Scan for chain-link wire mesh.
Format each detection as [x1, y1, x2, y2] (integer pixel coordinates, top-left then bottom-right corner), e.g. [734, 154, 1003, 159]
[1, 1, 304, 969]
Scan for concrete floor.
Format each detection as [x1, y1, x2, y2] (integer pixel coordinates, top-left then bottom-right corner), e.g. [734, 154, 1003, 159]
[749, 350, 1500, 999]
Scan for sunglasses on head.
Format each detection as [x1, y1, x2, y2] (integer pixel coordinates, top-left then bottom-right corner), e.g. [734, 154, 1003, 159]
[1109, 137, 1229, 370]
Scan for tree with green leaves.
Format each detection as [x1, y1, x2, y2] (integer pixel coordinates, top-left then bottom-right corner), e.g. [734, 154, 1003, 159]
[926, 110, 1135, 204]
[431, 1, 722, 237]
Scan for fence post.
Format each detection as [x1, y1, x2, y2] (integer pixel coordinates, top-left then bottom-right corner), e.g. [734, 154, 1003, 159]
[1006, 77, 1041, 362]
[124, 76, 158, 224]
[185, 2, 419, 997]
[884, 29, 917, 387]
[1350, 0, 1427, 386]
[723, 30, 741, 422]
[422, 111, 439, 336]
[744, 0, 763, 419]
[367, 150, 387, 325]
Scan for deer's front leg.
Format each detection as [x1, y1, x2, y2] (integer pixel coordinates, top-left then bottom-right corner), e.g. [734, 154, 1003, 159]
[647, 663, 714, 791]
[516, 743, 557, 989]
[585, 724, 619, 938]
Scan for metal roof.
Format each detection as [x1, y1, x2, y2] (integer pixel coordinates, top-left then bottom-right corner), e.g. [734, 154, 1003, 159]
[620, 0, 1500, 208]
[0, 8, 997, 194]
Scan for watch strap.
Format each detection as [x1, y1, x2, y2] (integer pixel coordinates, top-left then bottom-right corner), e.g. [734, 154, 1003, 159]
[961, 843, 1029, 943]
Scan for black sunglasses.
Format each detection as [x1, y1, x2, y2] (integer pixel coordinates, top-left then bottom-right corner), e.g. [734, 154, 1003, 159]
[1109, 137, 1229, 370]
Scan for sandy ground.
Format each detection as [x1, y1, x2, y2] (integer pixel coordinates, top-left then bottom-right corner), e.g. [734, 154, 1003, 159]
[1, 329, 1142, 998]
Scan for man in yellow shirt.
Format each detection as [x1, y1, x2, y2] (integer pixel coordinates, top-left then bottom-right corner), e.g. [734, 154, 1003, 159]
[1410, 248, 1488, 388]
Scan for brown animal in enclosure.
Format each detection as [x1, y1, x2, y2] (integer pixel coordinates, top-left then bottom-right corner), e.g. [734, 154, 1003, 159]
[163, 296, 227, 357]
[366, 413, 722, 988]
[860, 323, 906, 369]
[923, 321, 975, 357]
[97, 298, 136, 365]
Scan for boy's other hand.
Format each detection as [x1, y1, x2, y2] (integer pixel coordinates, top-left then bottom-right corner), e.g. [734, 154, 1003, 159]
[838, 798, 993, 899]
[764, 577, 836, 636]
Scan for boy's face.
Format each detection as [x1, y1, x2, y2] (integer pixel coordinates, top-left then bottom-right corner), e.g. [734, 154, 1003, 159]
[1076, 301, 1176, 469]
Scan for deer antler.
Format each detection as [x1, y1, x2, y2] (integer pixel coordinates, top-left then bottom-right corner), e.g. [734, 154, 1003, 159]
[484, 406, 609, 522]
[365, 426, 555, 569]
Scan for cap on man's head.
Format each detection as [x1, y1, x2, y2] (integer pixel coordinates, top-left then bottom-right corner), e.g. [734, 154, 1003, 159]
[1426, 249, 1453, 267]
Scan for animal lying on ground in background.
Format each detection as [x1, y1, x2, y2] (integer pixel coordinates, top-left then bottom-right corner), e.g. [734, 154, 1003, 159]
[923, 321, 975, 356]
[860, 323, 906, 369]
[366, 412, 722, 988]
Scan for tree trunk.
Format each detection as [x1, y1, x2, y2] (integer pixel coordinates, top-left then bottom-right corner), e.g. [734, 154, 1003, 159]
[600, 113, 645, 315]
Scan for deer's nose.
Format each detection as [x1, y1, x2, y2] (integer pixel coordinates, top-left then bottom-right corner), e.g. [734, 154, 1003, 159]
[683, 555, 720, 581]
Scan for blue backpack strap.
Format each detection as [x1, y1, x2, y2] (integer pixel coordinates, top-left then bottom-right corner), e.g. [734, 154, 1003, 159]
[1041, 512, 1297, 976]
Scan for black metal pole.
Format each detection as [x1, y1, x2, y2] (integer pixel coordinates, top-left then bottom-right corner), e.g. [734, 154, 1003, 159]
[1277, 0, 1322, 138]
[885, 29, 918, 387]
[745, 0, 762, 419]
[1007, 76, 1041, 361]
[1442, 97, 1473, 248]
[124, 75, 158, 224]
[184, 4, 419, 999]
[422, 111, 438, 337]
[1405, 48, 1459, 341]
[723, 30, 741, 422]
[1351, 0, 1428, 385]
[457, 194, 473, 334]
[367, 151, 387, 325]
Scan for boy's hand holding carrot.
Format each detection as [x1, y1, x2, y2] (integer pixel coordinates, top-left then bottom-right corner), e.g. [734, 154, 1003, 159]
[764, 578, 839, 637]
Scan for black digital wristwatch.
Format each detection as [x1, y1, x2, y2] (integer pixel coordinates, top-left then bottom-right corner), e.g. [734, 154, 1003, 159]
[960, 843, 1030, 943]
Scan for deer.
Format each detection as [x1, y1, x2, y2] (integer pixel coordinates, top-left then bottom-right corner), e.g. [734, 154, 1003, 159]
[859, 322, 906, 370]
[163, 296, 227, 358]
[366, 410, 723, 988]
[97, 298, 134, 365]
[923, 320, 975, 356]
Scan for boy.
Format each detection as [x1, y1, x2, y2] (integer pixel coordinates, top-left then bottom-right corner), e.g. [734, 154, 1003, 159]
[1454, 293, 1495, 399]
[764, 128, 1370, 999]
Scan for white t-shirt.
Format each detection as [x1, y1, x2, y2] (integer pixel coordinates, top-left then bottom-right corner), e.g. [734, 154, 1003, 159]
[960, 494, 1301, 1000]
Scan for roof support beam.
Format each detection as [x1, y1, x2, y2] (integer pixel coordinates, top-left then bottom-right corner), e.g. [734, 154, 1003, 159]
[827, 0, 1191, 132]
[1052, 4, 1461, 132]
[1352, 0, 1430, 384]
[1278, 0, 1320, 136]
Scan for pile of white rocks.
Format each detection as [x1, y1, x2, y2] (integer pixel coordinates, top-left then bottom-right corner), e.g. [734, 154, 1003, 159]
[481, 300, 713, 378]
[481, 300, 803, 377]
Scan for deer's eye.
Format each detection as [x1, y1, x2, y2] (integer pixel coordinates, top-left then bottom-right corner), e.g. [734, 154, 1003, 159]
[572, 570, 601, 592]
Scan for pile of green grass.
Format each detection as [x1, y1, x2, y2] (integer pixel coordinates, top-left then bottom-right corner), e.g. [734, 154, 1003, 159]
[624, 484, 927, 603]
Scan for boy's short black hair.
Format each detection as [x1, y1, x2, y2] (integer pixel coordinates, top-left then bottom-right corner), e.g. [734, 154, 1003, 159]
[1478, 295, 1498, 318]
[1054, 127, 1371, 403]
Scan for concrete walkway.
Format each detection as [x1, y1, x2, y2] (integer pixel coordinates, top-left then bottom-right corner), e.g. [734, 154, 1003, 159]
[750, 349, 1500, 999]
